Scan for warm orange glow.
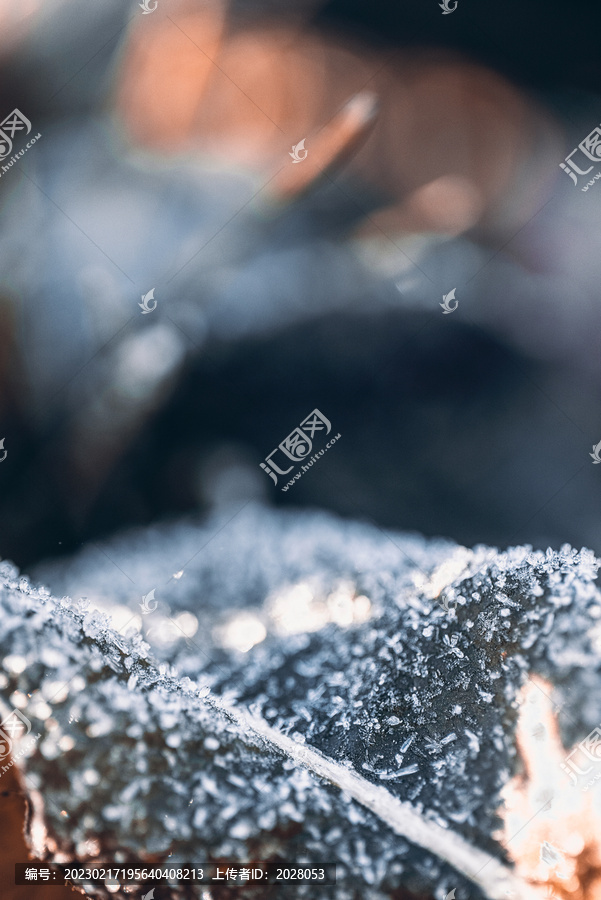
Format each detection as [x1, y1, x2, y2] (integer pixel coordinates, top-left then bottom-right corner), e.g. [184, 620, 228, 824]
[114, 0, 227, 152]
[498, 677, 601, 900]
[113, 6, 562, 239]
[0, 0, 44, 54]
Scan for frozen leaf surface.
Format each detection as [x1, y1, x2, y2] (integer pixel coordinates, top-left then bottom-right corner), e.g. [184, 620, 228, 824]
[1, 505, 600, 898]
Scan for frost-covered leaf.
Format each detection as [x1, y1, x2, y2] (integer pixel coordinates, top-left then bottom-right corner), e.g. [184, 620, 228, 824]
[1, 505, 601, 899]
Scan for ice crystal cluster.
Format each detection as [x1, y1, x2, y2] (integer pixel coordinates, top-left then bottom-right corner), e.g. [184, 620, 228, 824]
[1, 503, 601, 899]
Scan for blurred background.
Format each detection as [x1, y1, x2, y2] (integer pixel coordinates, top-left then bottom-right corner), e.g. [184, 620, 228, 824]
[1, 0, 601, 571]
